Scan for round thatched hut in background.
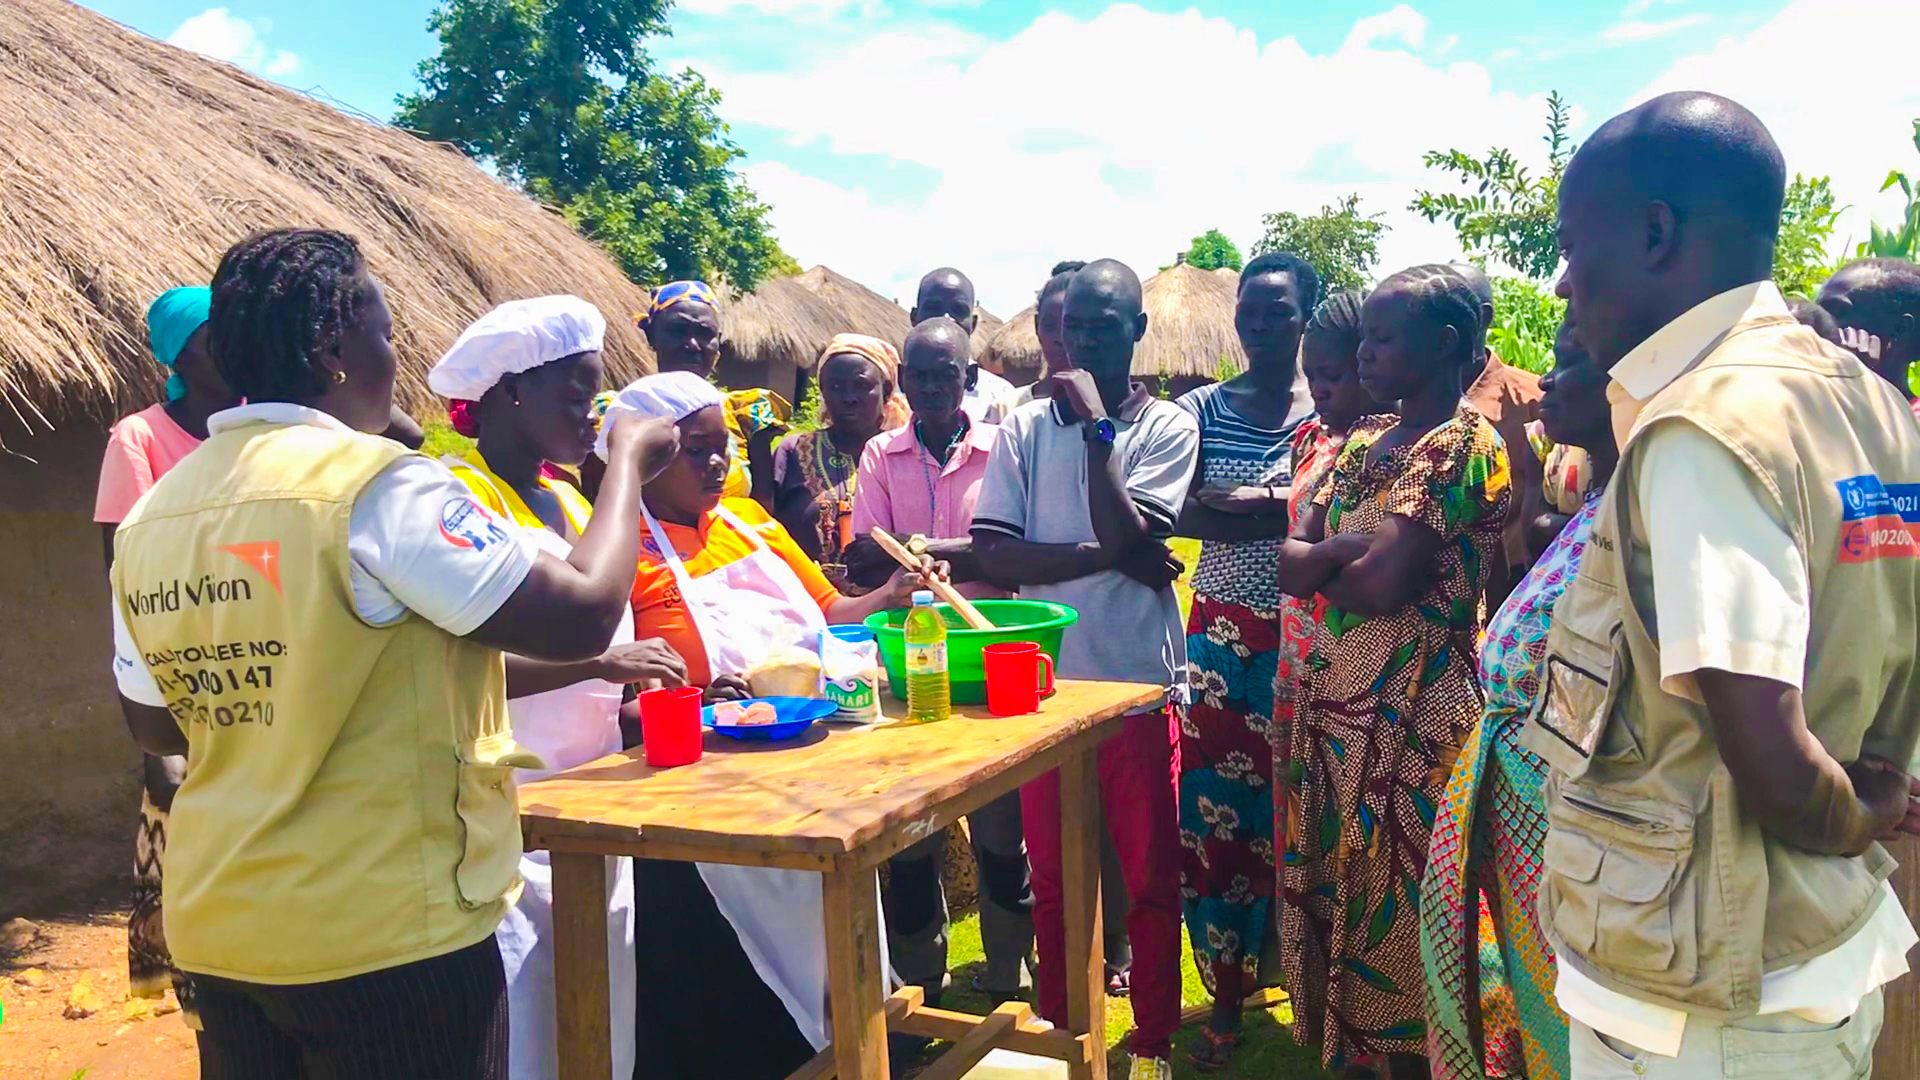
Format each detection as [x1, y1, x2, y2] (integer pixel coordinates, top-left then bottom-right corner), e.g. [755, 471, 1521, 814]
[981, 306, 1043, 386]
[1138, 262, 1246, 399]
[970, 306, 1004, 366]
[0, 0, 665, 912]
[792, 264, 910, 344]
[715, 276, 850, 405]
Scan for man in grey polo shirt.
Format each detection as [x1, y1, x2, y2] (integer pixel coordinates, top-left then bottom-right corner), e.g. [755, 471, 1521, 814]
[973, 259, 1198, 1080]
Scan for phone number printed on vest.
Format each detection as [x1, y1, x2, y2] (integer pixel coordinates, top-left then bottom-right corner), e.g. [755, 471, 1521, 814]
[1836, 475, 1920, 563]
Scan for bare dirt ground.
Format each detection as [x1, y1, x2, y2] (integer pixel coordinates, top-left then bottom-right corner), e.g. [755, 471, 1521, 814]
[0, 913, 196, 1080]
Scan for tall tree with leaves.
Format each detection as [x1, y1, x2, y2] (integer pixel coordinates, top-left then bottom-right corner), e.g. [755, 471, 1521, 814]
[397, 0, 796, 290]
[1411, 91, 1574, 280]
[1251, 195, 1388, 295]
[1180, 228, 1243, 272]
[1772, 174, 1841, 298]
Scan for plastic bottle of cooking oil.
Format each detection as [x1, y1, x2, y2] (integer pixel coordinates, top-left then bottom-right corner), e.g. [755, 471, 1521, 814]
[903, 591, 950, 724]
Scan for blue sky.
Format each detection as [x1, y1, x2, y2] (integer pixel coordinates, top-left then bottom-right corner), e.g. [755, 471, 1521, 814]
[87, 0, 1920, 313]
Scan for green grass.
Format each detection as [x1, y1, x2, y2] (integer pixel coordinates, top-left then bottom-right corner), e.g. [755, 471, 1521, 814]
[906, 912, 1333, 1078]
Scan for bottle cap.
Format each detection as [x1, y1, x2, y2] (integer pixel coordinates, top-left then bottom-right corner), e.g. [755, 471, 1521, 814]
[911, 590, 935, 605]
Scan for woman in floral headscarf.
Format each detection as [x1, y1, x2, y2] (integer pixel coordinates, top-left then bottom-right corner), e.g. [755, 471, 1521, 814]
[769, 334, 910, 592]
[635, 281, 791, 504]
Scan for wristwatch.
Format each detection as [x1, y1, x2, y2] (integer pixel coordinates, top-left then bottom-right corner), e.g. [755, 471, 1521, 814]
[1082, 417, 1117, 445]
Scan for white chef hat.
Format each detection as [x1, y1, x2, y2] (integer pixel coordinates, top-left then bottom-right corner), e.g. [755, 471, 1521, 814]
[594, 371, 726, 461]
[428, 296, 608, 402]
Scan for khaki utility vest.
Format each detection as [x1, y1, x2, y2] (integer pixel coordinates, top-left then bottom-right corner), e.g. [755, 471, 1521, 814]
[111, 421, 529, 983]
[1522, 315, 1920, 1018]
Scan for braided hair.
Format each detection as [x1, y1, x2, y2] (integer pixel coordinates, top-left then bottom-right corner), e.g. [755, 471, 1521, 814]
[1304, 289, 1365, 356]
[1378, 263, 1482, 370]
[209, 228, 372, 404]
[1239, 251, 1322, 313]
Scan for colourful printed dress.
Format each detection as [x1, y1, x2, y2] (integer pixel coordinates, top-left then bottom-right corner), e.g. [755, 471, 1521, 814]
[1174, 383, 1308, 996]
[1420, 493, 1598, 1080]
[1272, 418, 1344, 754]
[1279, 404, 1509, 1068]
[770, 430, 860, 593]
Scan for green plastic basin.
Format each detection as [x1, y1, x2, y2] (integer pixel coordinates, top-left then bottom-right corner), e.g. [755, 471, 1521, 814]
[863, 600, 1079, 705]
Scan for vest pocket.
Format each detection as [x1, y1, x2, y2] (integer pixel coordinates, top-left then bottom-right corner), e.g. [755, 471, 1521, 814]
[1533, 576, 1627, 769]
[1544, 787, 1698, 982]
[453, 732, 537, 911]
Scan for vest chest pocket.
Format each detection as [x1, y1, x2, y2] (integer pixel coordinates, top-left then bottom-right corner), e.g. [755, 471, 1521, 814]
[1532, 574, 1629, 771]
[453, 732, 542, 910]
[1543, 788, 1698, 983]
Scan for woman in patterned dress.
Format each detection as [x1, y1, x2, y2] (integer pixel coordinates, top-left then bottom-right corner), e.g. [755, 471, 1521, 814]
[1420, 318, 1611, 1080]
[1170, 252, 1320, 1070]
[1275, 266, 1511, 1079]
[771, 334, 908, 592]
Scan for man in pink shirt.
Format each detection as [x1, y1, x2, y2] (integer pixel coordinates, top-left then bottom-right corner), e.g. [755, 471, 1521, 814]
[845, 317, 1034, 1017]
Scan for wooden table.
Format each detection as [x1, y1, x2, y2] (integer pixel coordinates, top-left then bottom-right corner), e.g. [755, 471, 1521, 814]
[519, 679, 1162, 1080]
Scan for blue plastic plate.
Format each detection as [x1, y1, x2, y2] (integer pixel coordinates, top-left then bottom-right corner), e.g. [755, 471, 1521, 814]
[701, 696, 836, 741]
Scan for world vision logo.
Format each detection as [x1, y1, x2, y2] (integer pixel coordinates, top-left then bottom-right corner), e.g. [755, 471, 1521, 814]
[218, 541, 283, 594]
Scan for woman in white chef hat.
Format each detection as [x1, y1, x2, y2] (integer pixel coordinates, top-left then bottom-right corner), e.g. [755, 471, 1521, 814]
[430, 296, 690, 1080]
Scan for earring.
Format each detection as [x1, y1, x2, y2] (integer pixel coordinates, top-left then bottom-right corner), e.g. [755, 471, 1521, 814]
[334, 370, 348, 386]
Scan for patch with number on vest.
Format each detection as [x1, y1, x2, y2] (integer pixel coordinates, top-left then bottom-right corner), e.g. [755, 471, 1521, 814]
[1836, 475, 1920, 563]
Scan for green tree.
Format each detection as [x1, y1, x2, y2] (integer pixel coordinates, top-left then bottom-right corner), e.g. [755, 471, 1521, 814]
[1854, 119, 1920, 261]
[1773, 174, 1841, 298]
[397, 0, 795, 290]
[1251, 194, 1388, 295]
[1411, 91, 1574, 281]
[1181, 228, 1243, 272]
[1487, 276, 1566, 375]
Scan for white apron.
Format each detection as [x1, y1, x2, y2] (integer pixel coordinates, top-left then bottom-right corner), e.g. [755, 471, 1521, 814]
[642, 504, 847, 1050]
[468, 478, 637, 1080]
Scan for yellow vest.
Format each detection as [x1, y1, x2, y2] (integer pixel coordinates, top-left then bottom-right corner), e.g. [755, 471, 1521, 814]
[111, 421, 528, 984]
[1524, 316, 1920, 1017]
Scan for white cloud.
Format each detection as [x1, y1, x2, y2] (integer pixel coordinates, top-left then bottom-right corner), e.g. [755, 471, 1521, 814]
[1631, 0, 1920, 262]
[1602, 14, 1710, 43]
[1621, 0, 1683, 16]
[691, 3, 1559, 313]
[167, 8, 300, 76]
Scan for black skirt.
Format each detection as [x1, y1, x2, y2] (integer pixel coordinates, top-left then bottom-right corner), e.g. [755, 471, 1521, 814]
[631, 858, 817, 1080]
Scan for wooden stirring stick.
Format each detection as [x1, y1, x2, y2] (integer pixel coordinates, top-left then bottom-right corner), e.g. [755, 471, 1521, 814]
[869, 527, 996, 631]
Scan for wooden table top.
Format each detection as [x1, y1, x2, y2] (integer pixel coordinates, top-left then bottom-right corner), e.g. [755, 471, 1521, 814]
[518, 680, 1160, 868]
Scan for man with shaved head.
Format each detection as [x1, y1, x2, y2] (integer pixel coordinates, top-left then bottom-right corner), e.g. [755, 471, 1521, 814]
[973, 258, 1198, 1080]
[911, 266, 1014, 422]
[1524, 92, 1920, 1077]
[844, 317, 1035, 1019]
[1448, 260, 1544, 604]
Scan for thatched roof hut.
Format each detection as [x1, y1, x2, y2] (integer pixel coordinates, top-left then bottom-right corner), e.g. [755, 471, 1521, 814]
[0, 0, 668, 913]
[970, 306, 1003, 365]
[714, 276, 853, 402]
[1214, 266, 1240, 281]
[981, 306, 1042, 386]
[1136, 262, 1245, 381]
[792, 265, 909, 344]
[0, 0, 663, 429]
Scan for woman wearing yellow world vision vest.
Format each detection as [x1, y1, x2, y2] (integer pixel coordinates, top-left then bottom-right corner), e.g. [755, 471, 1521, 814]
[107, 229, 679, 1079]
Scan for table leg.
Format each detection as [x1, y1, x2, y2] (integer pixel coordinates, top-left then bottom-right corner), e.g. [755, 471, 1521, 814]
[823, 865, 889, 1080]
[1059, 750, 1107, 1080]
[551, 852, 613, 1080]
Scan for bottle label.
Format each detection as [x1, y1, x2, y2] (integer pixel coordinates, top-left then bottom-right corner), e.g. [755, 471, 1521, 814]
[905, 642, 948, 676]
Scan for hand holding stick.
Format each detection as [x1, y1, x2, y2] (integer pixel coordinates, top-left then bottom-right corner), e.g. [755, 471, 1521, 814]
[870, 528, 995, 630]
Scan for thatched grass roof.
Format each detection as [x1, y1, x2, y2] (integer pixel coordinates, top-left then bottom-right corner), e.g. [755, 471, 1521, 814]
[1137, 263, 1245, 379]
[971, 306, 1003, 365]
[718, 276, 851, 373]
[1214, 266, 1239, 281]
[792, 265, 909, 344]
[0, 0, 667, 431]
[982, 306, 1040, 376]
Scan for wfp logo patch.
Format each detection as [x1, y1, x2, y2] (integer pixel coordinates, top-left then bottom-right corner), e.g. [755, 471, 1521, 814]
[1835, 475, 1920, 562]
[440, 497, 510, 552]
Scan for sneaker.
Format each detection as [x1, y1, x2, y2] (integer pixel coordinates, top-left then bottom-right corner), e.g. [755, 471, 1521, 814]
[1128, 1054, 1173, 1080]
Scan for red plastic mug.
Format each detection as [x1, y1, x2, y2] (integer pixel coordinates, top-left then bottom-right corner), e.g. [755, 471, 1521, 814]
[639, 686, 704, 767]
[982, 642, 1055, 716]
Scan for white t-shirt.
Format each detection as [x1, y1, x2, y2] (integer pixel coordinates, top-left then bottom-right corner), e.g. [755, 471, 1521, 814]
[963, 365, 1017, 423]
[113, 403, 539, 707]
[1556, 410, 1916, 1054]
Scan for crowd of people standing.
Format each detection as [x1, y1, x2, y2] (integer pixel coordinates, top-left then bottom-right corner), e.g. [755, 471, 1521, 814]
[98, 88, 1920, 1080]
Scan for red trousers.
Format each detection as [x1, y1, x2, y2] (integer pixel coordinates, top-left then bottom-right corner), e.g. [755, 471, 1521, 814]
[1020, 708, 1182, 1059]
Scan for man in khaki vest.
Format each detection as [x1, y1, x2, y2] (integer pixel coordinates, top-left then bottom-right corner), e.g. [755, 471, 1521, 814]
[1525, 92, 1920, 1077]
